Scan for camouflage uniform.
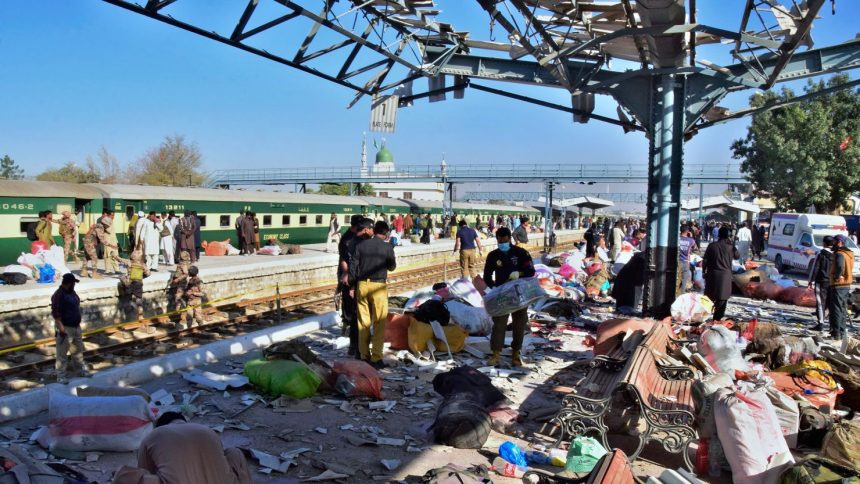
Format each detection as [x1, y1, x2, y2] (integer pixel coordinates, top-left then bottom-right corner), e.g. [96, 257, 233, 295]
[58, 214, 80, 263]
[169, 252, 191, 312]
[183, 275, 206, 328]
[82, 220, 111, 278]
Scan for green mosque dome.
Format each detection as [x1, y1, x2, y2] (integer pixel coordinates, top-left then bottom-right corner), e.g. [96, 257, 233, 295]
[375, 145, 394, 164]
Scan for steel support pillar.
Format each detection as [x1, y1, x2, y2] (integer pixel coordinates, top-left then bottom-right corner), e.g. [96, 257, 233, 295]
[443, 180, 454, 220]
[698, 183, 704, 220]
[544, 181, 554, 250]
[643, 74, 685, 318]
[348, 183, 354, 196]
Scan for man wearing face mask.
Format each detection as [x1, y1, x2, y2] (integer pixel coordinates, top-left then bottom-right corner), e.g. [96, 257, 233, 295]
[483, 227, 535, 367]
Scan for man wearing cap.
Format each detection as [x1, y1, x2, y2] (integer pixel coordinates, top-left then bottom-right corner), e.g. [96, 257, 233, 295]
[828, 235, 853, 341]
[51, 273, 89, 383]
[82, 217, 119, 278]
[808, 235, 834, 332]
[134, 210, 147, 250]
[345, 218, 375, 356]
[453, 219, 483, 279]
[350, 220, 396, 368]
[58, 211, 80, 264]
[338, 214, 366, 356]
[36, 210, 55, 247]
[103, 210, 121, 275]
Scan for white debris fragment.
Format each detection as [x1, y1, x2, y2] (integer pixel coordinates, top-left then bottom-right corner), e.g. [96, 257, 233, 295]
[368, 401, 397, 412]
[381, 459, 401, 471]
[314, 427, 328, 434]
[149, 389, 175, 406]
[180, 370, 249, 391]
[250, 449, 291, 473]
[376, 437, 406, 446]
[303, 470, 350, 481]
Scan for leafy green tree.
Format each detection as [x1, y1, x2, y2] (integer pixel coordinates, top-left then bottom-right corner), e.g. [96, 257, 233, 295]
[732, 75, 860, 213]
[36, 162, 101, 183]
[0, 155, 24, 179]
[314, 183, 375, 196]
[130, 135, 206, 186]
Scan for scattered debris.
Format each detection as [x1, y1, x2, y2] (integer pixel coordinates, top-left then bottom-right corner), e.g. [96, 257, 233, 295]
[180, 369, 249, 391]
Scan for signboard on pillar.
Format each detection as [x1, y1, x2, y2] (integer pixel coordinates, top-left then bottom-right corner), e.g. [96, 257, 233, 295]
[370, 94, 398, 133]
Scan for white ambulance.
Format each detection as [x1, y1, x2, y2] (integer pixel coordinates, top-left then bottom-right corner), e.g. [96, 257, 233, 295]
[768, 213, 860, 278]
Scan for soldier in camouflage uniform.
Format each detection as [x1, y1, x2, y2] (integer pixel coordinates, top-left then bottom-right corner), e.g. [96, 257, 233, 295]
[168, 251, 192, 313]
[58, 211, 80, 264]
[82, 217, 119, 278]
[183, 265, 206, 329]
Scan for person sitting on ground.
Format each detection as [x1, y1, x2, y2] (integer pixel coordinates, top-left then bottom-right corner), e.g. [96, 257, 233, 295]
[113, 411, 252, 484]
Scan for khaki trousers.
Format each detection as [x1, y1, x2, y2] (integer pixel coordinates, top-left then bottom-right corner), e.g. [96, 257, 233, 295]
[490, 307, 529, 353]
[357, 280, 388, 362]
[104, 245, 119, 273]
[459, 249, 478, 279]
[56, 326, 86, 378]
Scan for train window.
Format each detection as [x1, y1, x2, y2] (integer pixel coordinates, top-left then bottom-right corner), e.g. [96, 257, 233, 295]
[299, 215, 307, 225]
[263, 215, 272, 226]
[379, 192, 389, 198]
[282, 215, 291, 226]
[315, 215, 323, 225]
[403, 192, 412, 200]
[220, 215, 230, 227]
[343, 215, 350, 224]
[19, 217, 38, 235]
[783, 223, 794, 236]
[197, 216, 207, 227]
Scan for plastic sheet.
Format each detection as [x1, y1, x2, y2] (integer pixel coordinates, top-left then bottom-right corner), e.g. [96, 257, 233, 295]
[384, 313, 413, 350]
[670, 293, 714, 323]
[700, 325, 748, 374]
[448, 278, 484, 308]
[445, 301, 493, 335]
[256, 245, 281, 256]
[202, 239, 230, 256]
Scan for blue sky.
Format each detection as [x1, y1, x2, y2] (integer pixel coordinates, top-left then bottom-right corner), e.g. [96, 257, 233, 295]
[1, 1, 858, 178]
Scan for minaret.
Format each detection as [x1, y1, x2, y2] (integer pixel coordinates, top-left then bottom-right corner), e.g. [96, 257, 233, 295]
[360, 132, 368, 176]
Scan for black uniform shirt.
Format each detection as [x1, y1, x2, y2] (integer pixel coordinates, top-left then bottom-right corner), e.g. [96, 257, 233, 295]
[350, 236, 396, 282]
[483, 245, 535, 288]
[337, 230, 356, 278]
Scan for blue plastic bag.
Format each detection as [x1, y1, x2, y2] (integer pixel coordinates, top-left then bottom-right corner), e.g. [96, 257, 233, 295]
[499, 441, 528, 467]
[37, 264, 56, 284]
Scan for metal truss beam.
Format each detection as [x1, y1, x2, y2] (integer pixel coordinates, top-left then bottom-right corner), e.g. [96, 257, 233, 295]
[463, 191, 707, 204]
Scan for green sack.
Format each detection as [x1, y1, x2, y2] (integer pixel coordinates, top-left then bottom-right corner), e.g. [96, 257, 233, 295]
[564, 436, 607, 474]
[244, 358, 321, 399]
[780, 456, 860, 484]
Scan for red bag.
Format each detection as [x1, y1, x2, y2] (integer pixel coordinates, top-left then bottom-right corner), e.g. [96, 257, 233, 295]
[753, 282, 785, 301]
[593, 318, 654, 356]
[31, 241, 48, 254]
[384, 313, 411, 350]
[778, 286, 817, 308]
[202, 239, 229, 256]
[328, 360, 383, 400]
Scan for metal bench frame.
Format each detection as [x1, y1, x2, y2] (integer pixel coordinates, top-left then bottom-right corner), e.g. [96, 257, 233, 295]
[552, 322, 697, 470]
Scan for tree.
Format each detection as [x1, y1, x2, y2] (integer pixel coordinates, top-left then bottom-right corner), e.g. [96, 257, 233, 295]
[36, 162, 101, 183]
[313, 183, 375, 196]
[85, 146, 124, 184]
[131, 135, 206, 186]
[732, 75, 860, 213]
[0, 155, 24, 179]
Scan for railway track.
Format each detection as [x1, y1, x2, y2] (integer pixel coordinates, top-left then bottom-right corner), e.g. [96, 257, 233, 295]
[0, 242, 575, 391]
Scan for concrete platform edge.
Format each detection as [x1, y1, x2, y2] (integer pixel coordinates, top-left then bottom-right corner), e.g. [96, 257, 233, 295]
[0, 311, 339, 422]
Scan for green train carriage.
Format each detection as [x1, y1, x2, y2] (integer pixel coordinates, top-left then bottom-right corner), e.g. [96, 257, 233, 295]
[0, 180, 103, 263]
[92, 185, 365, 249]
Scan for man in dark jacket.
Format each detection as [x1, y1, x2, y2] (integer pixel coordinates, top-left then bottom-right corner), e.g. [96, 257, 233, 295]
[808, 235, 834, 332]
[51, 273, 89, 383]
[339, 215, 367, 357]
[351, 221, 397, 368]
[828, 235, 854, 341]
[703, 226, 739, 321]
[483, 227, 535, 367]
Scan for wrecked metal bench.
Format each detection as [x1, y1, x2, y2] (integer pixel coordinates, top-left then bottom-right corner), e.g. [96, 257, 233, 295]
[552, 322, 696, 469]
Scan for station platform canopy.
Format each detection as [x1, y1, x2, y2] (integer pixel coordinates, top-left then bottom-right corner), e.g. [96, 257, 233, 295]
[682, 195, 760, 214]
